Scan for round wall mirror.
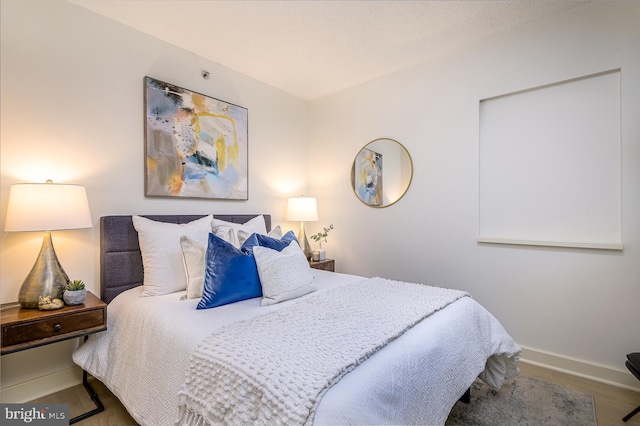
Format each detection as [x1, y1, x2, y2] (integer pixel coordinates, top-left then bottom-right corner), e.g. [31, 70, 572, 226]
[351, 138, 413, 208]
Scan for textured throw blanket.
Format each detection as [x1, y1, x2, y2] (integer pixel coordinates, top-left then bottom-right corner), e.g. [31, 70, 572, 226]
[177, 277, 469, 426]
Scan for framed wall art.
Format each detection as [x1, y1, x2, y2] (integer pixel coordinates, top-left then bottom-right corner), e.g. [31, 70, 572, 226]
[144, 76, 248, 200]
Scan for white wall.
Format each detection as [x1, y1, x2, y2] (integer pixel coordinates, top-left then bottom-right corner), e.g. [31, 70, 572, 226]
[0, 0, 309, 400]
[2, 0, 639, 402]
[310, 1, 640, 389]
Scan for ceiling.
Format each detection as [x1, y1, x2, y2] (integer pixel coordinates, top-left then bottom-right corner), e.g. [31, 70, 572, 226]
[70, 0, 590, 101]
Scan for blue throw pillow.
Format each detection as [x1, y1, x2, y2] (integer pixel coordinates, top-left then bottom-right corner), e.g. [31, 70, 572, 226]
[242, 230, 297, 251]
[197, 231, 298, 309]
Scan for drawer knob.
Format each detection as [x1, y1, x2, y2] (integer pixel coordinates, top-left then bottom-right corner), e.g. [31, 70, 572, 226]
[53, 323, 62, 332]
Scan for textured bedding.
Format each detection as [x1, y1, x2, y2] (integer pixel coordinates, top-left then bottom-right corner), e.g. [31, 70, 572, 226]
[73, 270, 521, 426]
[177, 278, 469, 425]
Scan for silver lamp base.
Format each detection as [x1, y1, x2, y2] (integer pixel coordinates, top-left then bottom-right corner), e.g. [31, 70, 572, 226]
[298, 222, 312, 260]
[18, 231, 70, 308]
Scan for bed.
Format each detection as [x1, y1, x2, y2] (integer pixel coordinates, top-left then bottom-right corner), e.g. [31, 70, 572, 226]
[73, 214, 521, 426]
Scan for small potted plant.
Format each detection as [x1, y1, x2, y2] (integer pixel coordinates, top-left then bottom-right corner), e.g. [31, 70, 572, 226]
[310, 224, 334, 261]
[63, 279, 87, 305]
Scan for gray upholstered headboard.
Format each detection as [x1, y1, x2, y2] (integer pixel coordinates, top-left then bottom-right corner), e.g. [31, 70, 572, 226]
[100, 214, 271, 303]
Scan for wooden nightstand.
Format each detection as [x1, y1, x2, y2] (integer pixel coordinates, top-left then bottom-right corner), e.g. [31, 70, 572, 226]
[310, 258, 335, 272]
[1, 291, 107, 424]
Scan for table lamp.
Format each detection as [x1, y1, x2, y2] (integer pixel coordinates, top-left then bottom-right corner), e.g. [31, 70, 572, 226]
[4, 181, 92, 308]
[286, 196, 318, 260]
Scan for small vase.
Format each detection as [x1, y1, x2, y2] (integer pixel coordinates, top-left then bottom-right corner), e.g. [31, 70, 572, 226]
[311, 249, 326, 261]
[63, 289, 87, 305]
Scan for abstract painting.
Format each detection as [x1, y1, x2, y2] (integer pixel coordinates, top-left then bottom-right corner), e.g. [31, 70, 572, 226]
[144, 77, 248, 200]
[354, 147, 383, 206]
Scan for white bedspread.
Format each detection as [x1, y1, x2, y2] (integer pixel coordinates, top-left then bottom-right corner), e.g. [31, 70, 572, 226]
[177, 278, 469, 425]
[73, 270, 520, 426]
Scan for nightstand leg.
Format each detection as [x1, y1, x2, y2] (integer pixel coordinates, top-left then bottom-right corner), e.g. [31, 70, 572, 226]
[69, 370, 104, 424]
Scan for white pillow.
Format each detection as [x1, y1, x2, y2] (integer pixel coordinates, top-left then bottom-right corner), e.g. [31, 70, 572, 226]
[238, 224, 282, 245]
[211, 215, 268, 248]
[268, 225, 283, 239]
[254, 240, 316, 306]
[133, 215, 213, 296]
[179, 236, 206, 299]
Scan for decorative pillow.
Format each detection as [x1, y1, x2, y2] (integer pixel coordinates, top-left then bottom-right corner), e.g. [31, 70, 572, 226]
[241, 230, 297, 251]
[179, 236, 206, 299]
[254, 240, 316, 306]
[238, 224, 282, 245]
[197, 231, 298, 310]
[133, 215, 213, 296]
[269, 225, 283, 239]
[179, 226, 284, 301]
[211, 215, 268, 248]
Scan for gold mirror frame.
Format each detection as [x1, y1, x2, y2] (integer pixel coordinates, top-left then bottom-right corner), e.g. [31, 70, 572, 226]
[350, 138, 413, 208]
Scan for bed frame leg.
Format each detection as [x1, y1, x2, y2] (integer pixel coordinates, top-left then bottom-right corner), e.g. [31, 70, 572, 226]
[459, 387, 471, 404]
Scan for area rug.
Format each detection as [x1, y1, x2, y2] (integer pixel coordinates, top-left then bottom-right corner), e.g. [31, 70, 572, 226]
[446, 375, 597, 426]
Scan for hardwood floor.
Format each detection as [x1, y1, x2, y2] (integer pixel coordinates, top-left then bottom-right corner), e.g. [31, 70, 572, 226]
[30, 378, 137, 426]
[519, 362, 640, 426]
[30, 361, 640, 425]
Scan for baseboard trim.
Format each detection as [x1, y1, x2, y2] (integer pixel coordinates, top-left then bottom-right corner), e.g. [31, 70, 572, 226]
[0, 366, 83, 403]
[520, 346, 640, 392]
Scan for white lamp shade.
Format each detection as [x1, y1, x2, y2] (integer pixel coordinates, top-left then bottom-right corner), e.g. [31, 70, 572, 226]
[4, 182, 92, 232]
[286, 197, 318, 222]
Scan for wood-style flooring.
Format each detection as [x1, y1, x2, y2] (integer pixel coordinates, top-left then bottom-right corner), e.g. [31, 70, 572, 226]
[30, 361, 640, 425]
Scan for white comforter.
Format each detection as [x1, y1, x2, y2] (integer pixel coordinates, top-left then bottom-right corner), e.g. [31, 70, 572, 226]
[73, 270, 521, 426]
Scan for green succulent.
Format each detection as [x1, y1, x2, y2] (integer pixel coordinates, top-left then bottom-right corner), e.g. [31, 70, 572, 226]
[66, 279, 86, 291]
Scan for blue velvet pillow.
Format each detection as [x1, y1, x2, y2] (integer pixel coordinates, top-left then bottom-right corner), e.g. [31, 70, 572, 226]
[197, 231, 297, 309]
[242, 230, 297, 251]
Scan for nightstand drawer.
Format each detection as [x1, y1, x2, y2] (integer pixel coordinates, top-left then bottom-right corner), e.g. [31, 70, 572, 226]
[3, 309, 105, 347]
[1, 292, 107, 355]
